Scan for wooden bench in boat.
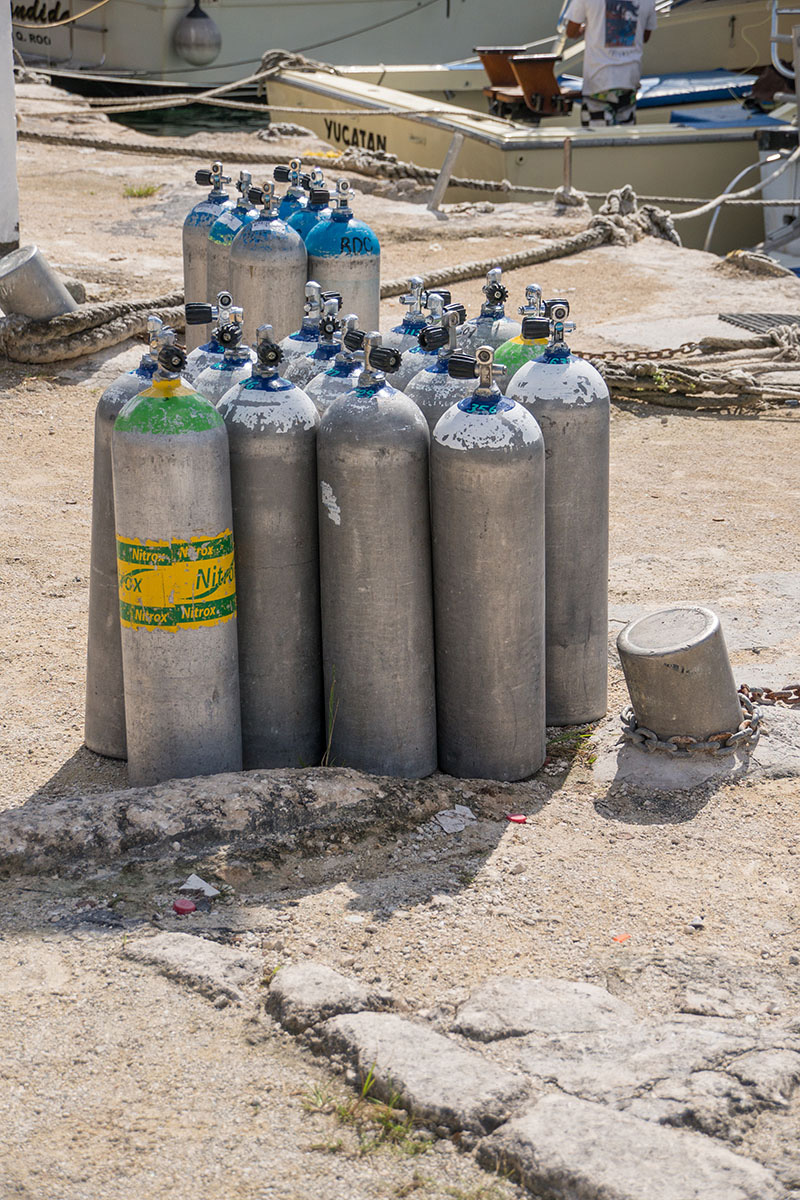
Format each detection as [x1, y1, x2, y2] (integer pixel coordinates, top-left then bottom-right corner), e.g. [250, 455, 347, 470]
[474, 46, 579, 118]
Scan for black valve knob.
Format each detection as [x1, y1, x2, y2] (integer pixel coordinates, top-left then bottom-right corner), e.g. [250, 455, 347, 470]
[248, 186, 264, 205]
[319, 314, 340, 338]
[185, 302, 214, 325]
[321, 291, 343, 310]
[521, 316, 551, 340]
[369, 345, 402, 373]
[217, 322, 242, 347]
[447, 352, 478, 380]
[343, 328, 365, 352]
[427, 289, 451, 307]
[158, 344, 185, 373]
[195, 169, 213, 186]
[445, 302, 467, 325]
[309, 187, 330, 205]
[485, 282, 508, 305]
[258, 340, 283, 367]
[273, 165, 291, 182]
[299, 172, 312, 187]
[418, 325, 449, 351]
[544, 298, 570, 321]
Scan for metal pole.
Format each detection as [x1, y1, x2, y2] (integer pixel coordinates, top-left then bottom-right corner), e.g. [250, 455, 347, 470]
[562, 136, 573, 196]
[427, 131, 464, 214]
[0, 1, 20, 257]
[793, 22, 800, 123]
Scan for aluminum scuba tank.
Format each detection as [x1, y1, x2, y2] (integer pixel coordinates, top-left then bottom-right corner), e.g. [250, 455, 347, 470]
[405, 303, 478, 433]
[460, 267, 521, 351]
[85, 316, 175, 760]
[506, 301, 610, 725]
[283, 294, 342, 388]
[287, 170, 331, 243]
[184, 294, 255, 384]
[274, 159, 309, 222]
[382, 276, 427, 352]
[111, 343, 242, 786]
[494, 284, 549, 375]
[206, 170, 258, 303]
[304, 315, 365, 414]
[392, 289, 451, 389]
[317, 332, 436, 778]
[183, 161, 233, 352]
[306, 179, 381, 331]
[216, 326, 323, 768]
[229, 181, 307, 345]
[431, 345, 546, 781]
[279, 280, 341, 364]
[193, 321, 253, 406]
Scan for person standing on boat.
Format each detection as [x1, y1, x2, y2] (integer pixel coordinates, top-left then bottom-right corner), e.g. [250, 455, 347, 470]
[563, 0, 657, 127]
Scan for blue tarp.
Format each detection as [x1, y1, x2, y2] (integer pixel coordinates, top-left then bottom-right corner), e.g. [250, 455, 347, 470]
[558, 68, 756, 107]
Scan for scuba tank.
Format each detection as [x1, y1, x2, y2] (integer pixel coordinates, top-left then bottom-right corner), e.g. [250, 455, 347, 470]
[85, 316, 175, 760]
[431, 345, 546, 781]
[304, 315, 365, 415]
[494, 284, 549, 374]
[506, 300, 610, 725]
[184, 292, 255, 384]
[306, 179, 381, 331]
[317, 332, 436, 778]
[283, 294, 342, 388]
[392, 289, 451, 389]
[229, 180, 307, 345]
[206, 170, 258, 304]
[382, 276, 427, 353]
[111, 343, 242, 787]
[405, 303, 476, 433]
[287, 169, 331, 243]
[274, 159, 309, 222]
[217, 326, 323, 769]
[183, 161, 232, 352]
[460, 267, 521, 351]
[279, 280, 341, 364]
[193, 321, 254, 406]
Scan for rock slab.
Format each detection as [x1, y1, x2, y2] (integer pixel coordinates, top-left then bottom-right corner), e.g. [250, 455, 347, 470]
[266, 961, 394, 1033]
[125, 932, 262, 1006]
[319, 1011, 528, 1133]
[452, 977, 637, 1042]
[479, 1094, 786, 1200]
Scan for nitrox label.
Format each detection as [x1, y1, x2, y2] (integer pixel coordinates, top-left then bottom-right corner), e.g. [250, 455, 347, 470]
[117, 531, 236, 631]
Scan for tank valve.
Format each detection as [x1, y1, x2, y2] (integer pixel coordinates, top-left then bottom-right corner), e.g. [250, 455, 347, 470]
[217, 322, 243, 348]
[343, 326, 366, 352]
[157, 344, 186, 378]
[235, 171, 253, 199]
[521, 317, 551, 341]
[321, 291, 343, 311]
[185, 292, 242, 328]
[448, 345, 507, 390]
[518, 283, 543, 316]
[360, 332, 402, 378]
[332, 179, 353, 211]
[195, 162, 231, 191]
[308, 187, 330, 207]
[542, 298, 576, 347]
[483, 268, 508, 309]
[418, 325, 449, 352]
[248, 181, 279, 214]
[255, 324, 284, 370]
[400, 276, 425, 314]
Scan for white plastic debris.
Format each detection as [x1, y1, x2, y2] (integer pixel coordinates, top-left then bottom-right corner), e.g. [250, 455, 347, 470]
[434, 805, 477, 834]
[179, 873, 221, 899]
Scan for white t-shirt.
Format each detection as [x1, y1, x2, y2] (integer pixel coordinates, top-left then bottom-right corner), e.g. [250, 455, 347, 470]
[563, 0, 657, 95]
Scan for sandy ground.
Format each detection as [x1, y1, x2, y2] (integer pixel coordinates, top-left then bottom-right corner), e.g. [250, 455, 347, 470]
[2, 86, 800, 1199]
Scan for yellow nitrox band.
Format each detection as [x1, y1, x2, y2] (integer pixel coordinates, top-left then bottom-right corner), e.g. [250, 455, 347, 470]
[117, 531, 236, 630]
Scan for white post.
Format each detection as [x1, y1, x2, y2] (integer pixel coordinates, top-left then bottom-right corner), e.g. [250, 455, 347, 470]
[0, 1, 20, 256]
[427, 132, 465, 215]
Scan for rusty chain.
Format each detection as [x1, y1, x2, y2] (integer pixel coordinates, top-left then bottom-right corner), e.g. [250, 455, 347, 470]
[576, 342, 699, 363]
[620, 691, 761, 757]
[739, 683, 800, 708]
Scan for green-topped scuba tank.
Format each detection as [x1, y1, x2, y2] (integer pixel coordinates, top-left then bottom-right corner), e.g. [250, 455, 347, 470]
[85, 316, 176, 760]
[274, 159, 309, 222]
[460, 267, 521, 350]
[184, 294, 255, 384]
[392, 289, 451, 389]
[206, 170, 258, 304]
[506, 301, 610, 726]
[405, 302, 476, 433]
[304, 314, 364, 414]
[431, 345, 546, 781]
[193, 320, 253, 406]
[183, 161, 232, 352]
[283, 293, 342, 389]
[382, 276, 427, 353]
[287, 169, 331, 242]
[111, 343, 242, 787]
[229, 180, 307, 345]
[305, 179, 381, 331]
[279, 280, 341, 364]
[494, 284, 549, 374]
[317, 332, 436, 779]
[216, 326, 323, 769]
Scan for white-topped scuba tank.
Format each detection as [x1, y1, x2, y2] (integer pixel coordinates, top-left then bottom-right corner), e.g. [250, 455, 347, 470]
[431, 344, 546, 781]
[193, 320, 254, 406]
[304, 314, 364, 415]
[183, 161, 232, 352]
[206, 170, 258, 303]
[506, 300, 610, 726]
[494, 283, 549, 375]
[279, 280, 341, 365]
[392, 289, 451, 389]
[85, 316, 176, 760]
[287, 169, 331, 243]
[382, 276, 427, 353]
[216, 325, 323, 769]
[283, 294, 342, 388]
[317, 332, 436, 778]
[229, 180, 307, 345]
[460, 267, 521, 351]
[183, 292, 255, 384]
[274, 158, 309, 222]
[405, 303, 479, 433]
[305, 179, 381, 331]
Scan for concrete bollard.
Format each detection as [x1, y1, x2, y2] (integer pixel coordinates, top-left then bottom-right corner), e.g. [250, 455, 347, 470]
[617, 606, 743, 741]
[0, 245, 78, 319]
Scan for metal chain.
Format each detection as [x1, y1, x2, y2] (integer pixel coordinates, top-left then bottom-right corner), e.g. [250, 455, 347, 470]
[577, 342, 699, 363]
[739, 683, 800, 708]
[620, 691, 761, 757]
